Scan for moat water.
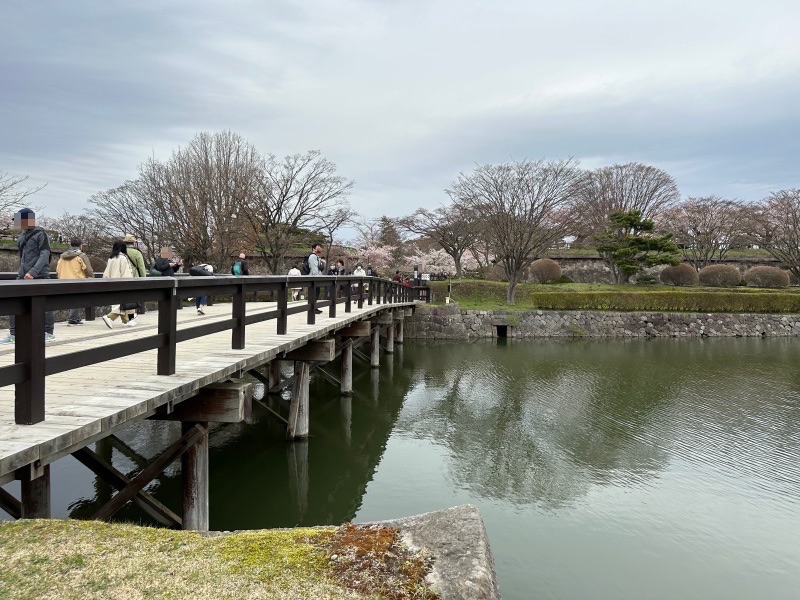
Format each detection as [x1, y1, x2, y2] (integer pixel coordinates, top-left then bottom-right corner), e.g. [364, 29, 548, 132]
[3, 338, 799, 599]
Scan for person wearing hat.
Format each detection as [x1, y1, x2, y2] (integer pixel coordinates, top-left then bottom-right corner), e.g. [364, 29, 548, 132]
[0, 208, 55, 343]
[122, 234, 146, 278]
[123, 234, 146, 320]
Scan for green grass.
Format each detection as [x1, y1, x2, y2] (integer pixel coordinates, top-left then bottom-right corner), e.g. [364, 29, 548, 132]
[429, 280, 800, 313]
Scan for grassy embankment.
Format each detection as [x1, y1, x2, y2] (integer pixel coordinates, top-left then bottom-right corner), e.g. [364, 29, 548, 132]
[427, 280, 800, 313]
[0, 519, 438, 600]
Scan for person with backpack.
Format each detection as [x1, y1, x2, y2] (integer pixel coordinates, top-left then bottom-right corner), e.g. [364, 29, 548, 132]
[0, 208, 55, 343]
[307, 243, 325, 313]
[56, 237, 94, 325]
[231, 253, 249, 276]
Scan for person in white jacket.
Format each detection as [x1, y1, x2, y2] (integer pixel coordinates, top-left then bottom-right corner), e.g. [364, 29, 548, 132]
[101, 240, 135, 328]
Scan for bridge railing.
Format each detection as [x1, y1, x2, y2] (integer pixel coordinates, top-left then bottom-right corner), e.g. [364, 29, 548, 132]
[0, 275, 413, 425]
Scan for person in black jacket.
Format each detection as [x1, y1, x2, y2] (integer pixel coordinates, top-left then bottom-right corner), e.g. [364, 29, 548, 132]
[1, 208, 55, 343]
[154, 247, 182, 276]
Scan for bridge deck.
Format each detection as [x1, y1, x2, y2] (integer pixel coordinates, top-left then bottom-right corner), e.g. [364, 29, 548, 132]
[0, 300, 409, 483]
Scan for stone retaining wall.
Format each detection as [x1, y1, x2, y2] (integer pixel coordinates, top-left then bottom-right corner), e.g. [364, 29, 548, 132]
[405, 304, 800, 339]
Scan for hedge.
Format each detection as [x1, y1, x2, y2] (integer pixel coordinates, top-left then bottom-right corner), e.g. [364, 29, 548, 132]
[428, 280, 800, 313]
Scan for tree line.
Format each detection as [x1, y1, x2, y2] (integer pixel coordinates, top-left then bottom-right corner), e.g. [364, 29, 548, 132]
[2, 131, 798, 304]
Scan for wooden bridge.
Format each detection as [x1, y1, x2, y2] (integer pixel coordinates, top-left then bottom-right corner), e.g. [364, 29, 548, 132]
[0, 274, 421, 530]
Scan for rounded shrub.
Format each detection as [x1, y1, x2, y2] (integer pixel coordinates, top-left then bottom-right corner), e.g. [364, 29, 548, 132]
[743, 266, 790, 288]
[660, 263, 699, 287]
[698, 264, 742, 287]
[529, 258, 562, 283]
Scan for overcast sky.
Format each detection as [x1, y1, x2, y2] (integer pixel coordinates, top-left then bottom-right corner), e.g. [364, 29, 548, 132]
[2, 0, 798, 226]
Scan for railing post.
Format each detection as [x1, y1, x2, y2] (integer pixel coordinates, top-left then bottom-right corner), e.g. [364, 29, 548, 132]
[15, 295, 46, 424]
[358, 279, 364, 309]
[376, 280, 382, 305]
[232, 283, 246, 349]
[367, 279, 373, 306]
[277, 282, 288, 335]
[157, 286, 179, 376]
[308, 281, 317, 325]
[345, 278, 352, 313]
[328, 280, 336, 319]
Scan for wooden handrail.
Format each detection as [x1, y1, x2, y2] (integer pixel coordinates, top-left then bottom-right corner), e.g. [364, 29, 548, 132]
[0, 275, 412, 425]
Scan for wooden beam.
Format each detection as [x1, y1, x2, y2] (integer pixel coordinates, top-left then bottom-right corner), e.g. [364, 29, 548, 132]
[404, 307, 414, 317]
[0, 486, 21, 519]
[372, 312, 394, 325]
[337, 321, 371, 337]
[353, 348, 371, 363]
[285, 339, 335, 362]
[314, 366, 341, 389]
[393, 310, 404, 320]
[161, 382, 252, 423]
[72, 447, 181, 528]
[93, 424, 207, 521]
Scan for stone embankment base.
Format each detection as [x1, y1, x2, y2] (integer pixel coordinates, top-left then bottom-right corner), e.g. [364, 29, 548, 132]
[405, 304, 800, 339]
[363, 504, 501, 600]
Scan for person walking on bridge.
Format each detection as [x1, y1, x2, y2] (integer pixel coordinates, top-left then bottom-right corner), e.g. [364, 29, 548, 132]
[123, 234, 146, 321]
[0, 208, 55, 344]
[101, 240, 135, 328]
[56, 237, 94, 325]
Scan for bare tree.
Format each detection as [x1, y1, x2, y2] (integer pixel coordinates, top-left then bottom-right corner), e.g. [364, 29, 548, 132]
[139, 131, 261, 269]
[749, 189, 800, 280]
[242, 150, 353, 274]
[659, 196, 747, 271]
[89, 180, 172, 266]
[398, 204, 480, 278]
[448, 158, 582, 304]
[573, 162, 680, 239]
[0, 172, 45, 217]
[318, 205, 357, 267]
[46, 212, 111, 257]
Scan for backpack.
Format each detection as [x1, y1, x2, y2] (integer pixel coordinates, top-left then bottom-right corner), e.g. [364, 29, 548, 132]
[301, 255, 311, 275]
[232, 260, 243, 276]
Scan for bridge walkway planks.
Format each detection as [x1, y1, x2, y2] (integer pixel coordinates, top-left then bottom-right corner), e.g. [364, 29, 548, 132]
[0, 299, 412, 484]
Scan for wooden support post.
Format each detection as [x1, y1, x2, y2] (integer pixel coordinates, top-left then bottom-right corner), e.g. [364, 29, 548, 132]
[386, 319, 395, 353]
[182, 421, 209, 531]
[370, 326, 380, 368]
[340, 396, 352, 446]
[396, 319, 404, 344]
[341, 342, 353, 396]
[16, 295, 46, 424]
[287, 440, 308, 519]
[287, 361, 310, 439]
[20, 464, 50, 518]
